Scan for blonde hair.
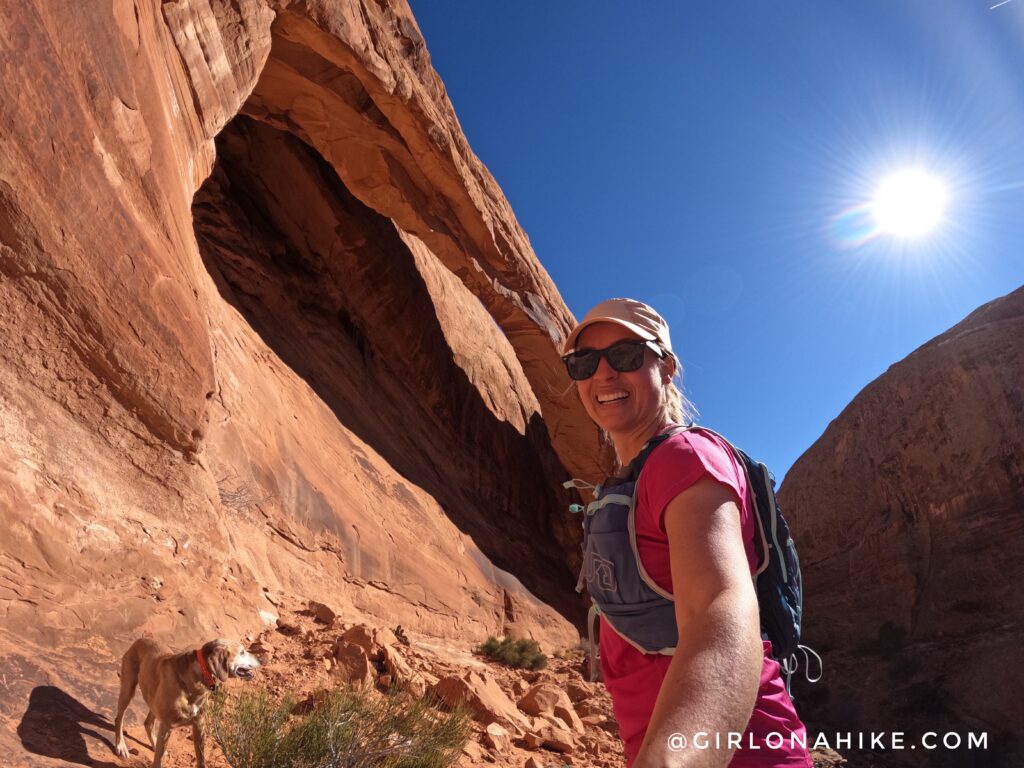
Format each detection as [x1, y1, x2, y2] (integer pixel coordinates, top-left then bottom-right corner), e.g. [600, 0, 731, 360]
[659, 351, 698, 426]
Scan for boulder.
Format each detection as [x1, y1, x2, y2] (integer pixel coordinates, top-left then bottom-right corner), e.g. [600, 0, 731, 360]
[522, 715, 575, 753]
[381, 644, 427, 697]
[517, 682, 568, 716]
[331, 639, 374, 688]
[340, 624, 400, 661]
[572, 698, 606, 719]
[460, 739, 487, 764]
[553, 701, 584, 735]
[483, 722, 512, 752]
[276, 619, 302, 636]
[565, 680, 594, 703]
[516, 681, 584, 735]
[430, 671, 531, 733]
[308, 600, 339, 625]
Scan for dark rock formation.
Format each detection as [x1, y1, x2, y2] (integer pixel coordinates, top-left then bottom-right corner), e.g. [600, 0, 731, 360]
[780, 285, 1024, 767]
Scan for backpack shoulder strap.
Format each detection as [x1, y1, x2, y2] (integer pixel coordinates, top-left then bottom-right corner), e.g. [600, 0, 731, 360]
[623, 424, 692, 480]
[681, 425, 772, 574]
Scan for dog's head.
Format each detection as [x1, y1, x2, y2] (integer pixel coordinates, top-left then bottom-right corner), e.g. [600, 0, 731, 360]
[200, 639, 261, 682]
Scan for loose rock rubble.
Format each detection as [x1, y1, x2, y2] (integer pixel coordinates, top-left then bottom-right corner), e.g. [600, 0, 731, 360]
[126, 602, 843, 768]
[118, 602, 620, 768]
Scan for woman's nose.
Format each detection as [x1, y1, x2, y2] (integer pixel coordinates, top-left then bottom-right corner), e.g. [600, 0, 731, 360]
[593, 353, 618, 379]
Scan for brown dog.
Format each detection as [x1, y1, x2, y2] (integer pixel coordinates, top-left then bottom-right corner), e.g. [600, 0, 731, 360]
[112, 638, 260, 768]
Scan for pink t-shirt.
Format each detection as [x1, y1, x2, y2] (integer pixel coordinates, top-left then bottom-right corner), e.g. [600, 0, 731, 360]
[599, 429, 812, 767]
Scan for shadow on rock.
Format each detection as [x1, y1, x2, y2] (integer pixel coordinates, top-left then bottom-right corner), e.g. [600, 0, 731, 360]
[17, 686, 122, 767]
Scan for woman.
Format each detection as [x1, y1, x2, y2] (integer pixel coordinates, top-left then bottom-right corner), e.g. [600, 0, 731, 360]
[563, 298, 812, 767]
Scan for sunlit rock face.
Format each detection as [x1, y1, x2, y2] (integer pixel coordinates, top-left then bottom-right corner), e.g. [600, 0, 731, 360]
[780, 286, 1024, 767]
[0, 2, 606, 758]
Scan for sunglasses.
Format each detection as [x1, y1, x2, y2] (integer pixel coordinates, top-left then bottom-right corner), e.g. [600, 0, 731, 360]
[562, 340, 664, 381]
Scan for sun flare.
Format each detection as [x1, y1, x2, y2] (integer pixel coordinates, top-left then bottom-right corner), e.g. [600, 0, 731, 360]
[873, 169, 948, 238]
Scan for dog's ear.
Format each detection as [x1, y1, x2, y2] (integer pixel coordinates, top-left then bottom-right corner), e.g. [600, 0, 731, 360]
[202, 639, 231, 682]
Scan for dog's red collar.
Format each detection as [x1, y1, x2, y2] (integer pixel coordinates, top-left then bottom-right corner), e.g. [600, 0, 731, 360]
[196, 648, 218, 690]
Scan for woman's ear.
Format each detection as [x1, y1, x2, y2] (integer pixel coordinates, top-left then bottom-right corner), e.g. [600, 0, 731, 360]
[661, 355, 677, 383]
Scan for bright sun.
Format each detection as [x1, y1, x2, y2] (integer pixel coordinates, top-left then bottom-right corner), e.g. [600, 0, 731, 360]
[873, 169, 948, 238]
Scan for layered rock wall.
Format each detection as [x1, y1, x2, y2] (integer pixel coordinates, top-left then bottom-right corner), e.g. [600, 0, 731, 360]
[0, 1, 606, 759]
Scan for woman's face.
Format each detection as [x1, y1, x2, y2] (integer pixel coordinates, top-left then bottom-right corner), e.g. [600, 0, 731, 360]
[574, 321, 667, 437]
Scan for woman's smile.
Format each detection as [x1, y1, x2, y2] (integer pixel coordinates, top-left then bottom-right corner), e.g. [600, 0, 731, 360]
[596, 390, 631, 405]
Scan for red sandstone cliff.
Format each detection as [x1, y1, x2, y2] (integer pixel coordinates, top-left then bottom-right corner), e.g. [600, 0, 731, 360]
[779, 285, 1024, 767]
[0, 1, 611, 762]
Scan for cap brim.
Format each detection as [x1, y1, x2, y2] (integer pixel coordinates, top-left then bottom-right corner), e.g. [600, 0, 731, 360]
[563, 317, 657, 355]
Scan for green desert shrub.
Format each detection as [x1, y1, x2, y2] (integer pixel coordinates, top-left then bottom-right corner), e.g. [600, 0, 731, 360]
[476, 636, 547, 670]
[204, 686, 469, 768]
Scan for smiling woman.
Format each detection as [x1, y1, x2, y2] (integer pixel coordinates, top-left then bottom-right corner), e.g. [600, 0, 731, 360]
[561, 298, 813, 767]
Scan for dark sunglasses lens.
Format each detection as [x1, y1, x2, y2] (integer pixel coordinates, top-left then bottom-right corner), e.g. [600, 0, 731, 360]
[566, 342, 648, 379]
[566, 351, 600, 380]
[607, 342, 645, 372]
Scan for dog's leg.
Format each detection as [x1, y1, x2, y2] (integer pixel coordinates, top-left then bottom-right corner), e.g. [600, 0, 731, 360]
[144, 711, 156, 746]
[150, 720, 170, 768]
[192, 720, 207, 768]
[113, 650, 140, 759]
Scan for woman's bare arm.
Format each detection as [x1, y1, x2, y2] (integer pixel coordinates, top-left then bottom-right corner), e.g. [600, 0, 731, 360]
[632, 477, 763, 767]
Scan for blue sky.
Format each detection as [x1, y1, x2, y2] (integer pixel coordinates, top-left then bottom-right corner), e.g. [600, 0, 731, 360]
[411, 2, 1024, 479]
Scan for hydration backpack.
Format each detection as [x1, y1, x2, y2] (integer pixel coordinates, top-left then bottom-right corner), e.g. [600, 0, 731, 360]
[568, 425, 815, 688]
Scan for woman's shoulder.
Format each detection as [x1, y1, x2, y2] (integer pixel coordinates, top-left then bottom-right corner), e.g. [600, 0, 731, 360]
[647, 427, 736, 475]
[640, 427, 748, 513]
[638, 426, 756, 561]
[635, 431, 711, 520]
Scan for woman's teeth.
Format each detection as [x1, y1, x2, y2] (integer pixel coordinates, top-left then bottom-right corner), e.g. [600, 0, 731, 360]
[597, 391, 629, 404]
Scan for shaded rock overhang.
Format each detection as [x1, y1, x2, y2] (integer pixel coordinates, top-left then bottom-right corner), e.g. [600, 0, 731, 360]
[170, 1, 611, 482]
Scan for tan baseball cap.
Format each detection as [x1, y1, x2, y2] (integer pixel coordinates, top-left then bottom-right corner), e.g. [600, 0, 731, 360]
[563, 298, 673, 355]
